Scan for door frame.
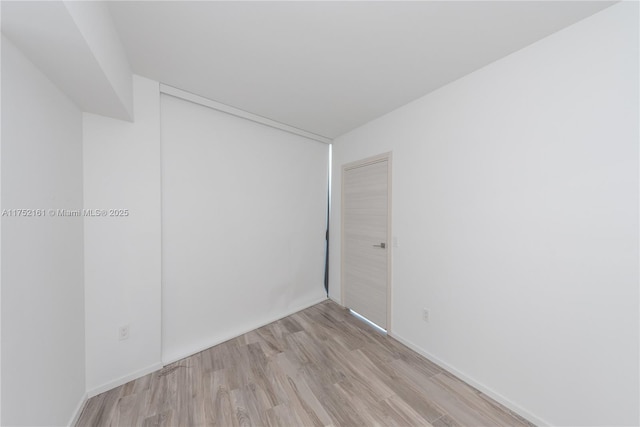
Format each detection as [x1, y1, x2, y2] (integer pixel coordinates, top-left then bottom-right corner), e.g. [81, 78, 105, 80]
[340, 151, 393, 332]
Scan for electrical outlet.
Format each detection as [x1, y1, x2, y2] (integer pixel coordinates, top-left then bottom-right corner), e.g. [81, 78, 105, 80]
[422, 309, 430, 323]
[119, 324, 130, 341]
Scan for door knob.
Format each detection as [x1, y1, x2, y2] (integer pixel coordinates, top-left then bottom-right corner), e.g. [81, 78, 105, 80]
[373, 243, 386, 248]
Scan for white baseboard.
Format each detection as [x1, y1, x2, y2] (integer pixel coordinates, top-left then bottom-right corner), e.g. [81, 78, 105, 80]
[162, 295, 329, 365]
[389, 333, 549, 427]
[67, 392, 88, 427]
[87, 362, 163, 398]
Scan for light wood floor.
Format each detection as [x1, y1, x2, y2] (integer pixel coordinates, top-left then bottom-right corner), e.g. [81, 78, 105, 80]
[77, 300, 534, 427]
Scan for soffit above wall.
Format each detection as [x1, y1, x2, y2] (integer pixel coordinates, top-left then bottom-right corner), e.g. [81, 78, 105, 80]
[2, 1, 133, 121]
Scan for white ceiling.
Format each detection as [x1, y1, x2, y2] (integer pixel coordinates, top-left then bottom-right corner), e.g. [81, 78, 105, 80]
[109, 1, 613, 139]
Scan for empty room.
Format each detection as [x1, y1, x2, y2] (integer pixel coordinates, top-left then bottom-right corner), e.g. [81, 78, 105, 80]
[1, 1, 638, 426]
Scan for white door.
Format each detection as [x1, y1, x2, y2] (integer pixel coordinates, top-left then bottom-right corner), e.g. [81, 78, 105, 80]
[342, 153, 391, 330]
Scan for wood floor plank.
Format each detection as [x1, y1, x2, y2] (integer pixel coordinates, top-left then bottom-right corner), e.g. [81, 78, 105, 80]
[357, 348, 446, 422]
[206, 369, 237, 427]
[112, 390, 148, 427]
[142, 410, 175, 427]
[229, 388, 253, 427]
[299, 365, 367, 427]
[432, 413, 460, 427]
[381, 394, 435, 427]
[76, 300, 535, 427]
[275, 352, 333, 427]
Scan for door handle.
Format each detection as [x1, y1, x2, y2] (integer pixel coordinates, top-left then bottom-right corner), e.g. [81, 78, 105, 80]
[373, 243, 386, 248]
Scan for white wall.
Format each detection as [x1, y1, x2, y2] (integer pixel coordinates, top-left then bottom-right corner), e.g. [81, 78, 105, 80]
[330, 3, 638, 426]
[1, 14, 3, 427]
[1, 9, 4, 425]
[161, 94, 329, 363]
[1, 35, 86, 426]
[83, 75, 162, 395]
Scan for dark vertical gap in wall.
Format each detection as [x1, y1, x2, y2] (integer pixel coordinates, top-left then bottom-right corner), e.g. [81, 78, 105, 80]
[324, 144, 332, 296]
[324, 189, 329, 295]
